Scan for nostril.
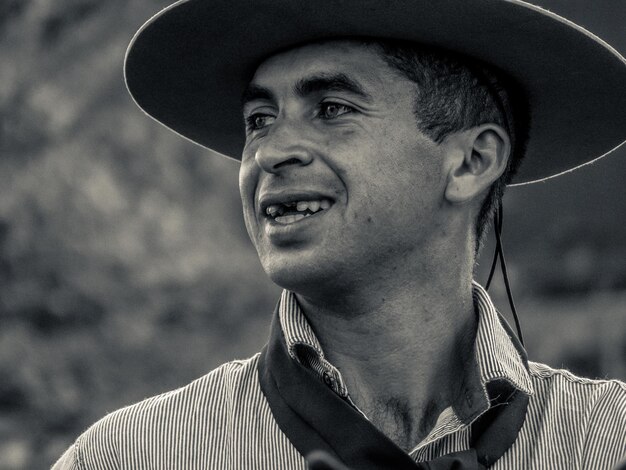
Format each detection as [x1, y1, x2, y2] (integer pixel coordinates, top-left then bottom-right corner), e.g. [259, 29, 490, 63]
[274, 158, 302, 169]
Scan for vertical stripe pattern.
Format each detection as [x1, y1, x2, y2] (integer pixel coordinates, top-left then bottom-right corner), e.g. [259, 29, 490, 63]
[53, 282, 626, 469]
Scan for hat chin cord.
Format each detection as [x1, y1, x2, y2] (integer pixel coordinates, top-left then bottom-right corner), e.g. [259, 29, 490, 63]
[474, 64, 524, 346]
[485, 200, 525, 347]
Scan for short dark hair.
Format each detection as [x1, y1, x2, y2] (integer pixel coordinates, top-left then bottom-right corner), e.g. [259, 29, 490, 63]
[365, 39, 530, 251]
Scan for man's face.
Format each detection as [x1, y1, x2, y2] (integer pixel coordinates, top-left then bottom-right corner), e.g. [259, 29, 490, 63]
[239, 40, 449, 294]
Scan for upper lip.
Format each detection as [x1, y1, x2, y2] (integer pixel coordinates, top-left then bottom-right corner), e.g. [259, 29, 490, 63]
[258, 190, 336, 215]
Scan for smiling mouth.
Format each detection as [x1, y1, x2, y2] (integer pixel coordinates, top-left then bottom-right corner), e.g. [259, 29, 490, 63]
[264, 198, 333, 225]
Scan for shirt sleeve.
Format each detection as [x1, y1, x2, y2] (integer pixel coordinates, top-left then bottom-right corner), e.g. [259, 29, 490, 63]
[581, 380, 626, 470]
[51, 443, 81, 470]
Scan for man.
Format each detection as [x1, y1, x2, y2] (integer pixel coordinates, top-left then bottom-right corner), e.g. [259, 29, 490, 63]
[54, 0, 626, 469]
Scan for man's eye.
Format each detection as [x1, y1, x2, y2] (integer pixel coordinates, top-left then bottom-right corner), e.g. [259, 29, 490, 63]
[319, 102, 353, 119]
[245, 114, 275, 132]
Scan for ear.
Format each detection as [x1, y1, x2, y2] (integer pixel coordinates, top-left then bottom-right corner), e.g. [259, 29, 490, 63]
[444, 124, 511, 204]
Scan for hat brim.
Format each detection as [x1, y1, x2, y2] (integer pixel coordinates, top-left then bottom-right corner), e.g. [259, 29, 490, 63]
[124, 0, 626, 186]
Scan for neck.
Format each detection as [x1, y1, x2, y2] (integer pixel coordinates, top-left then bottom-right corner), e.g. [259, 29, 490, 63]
[294, 253, 477, 449]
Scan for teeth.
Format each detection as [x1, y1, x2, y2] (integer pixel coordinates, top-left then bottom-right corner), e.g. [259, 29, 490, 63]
[264, 198, 333, 221]
[266, 204, 282, 217]
[308, 200, 320, 212]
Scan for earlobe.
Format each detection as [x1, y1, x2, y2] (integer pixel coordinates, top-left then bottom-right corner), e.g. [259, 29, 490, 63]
[444, 124, 510, 204]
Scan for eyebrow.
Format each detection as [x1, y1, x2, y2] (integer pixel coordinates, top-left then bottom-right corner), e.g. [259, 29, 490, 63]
[241, 72, 371, 108]
[294, 73, 371, 102]
[241, 84, 276, 108]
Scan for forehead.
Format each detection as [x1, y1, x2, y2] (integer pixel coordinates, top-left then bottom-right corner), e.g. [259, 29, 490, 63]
[249, 40, 399, 90]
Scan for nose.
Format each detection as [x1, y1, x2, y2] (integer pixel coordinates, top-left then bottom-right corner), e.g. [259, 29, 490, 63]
[254, 118, 314, 174]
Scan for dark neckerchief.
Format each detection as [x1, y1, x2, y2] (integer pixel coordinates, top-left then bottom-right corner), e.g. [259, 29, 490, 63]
[258, 306, 529, 469]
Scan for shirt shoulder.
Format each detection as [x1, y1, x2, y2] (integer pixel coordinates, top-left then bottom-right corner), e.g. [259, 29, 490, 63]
[52, 354, 263, 470]
[524, 361, 626, 468]
[528, 360, 626, 406]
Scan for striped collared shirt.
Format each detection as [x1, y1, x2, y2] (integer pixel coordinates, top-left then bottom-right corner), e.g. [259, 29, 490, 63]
[54, 283, 626, 469]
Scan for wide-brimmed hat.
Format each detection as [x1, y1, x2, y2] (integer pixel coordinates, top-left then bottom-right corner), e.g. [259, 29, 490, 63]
[124, 0, 625, 186]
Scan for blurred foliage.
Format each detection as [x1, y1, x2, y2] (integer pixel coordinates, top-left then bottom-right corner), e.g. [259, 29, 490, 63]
[0, 1, 624, 468]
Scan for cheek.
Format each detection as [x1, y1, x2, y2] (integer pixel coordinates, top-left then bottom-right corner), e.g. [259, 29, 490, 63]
[238, 159, 260, 234]
[363, 139, 443, 219]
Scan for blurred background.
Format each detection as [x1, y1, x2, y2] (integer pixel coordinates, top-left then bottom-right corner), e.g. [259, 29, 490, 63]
[0, 0, 624, 468]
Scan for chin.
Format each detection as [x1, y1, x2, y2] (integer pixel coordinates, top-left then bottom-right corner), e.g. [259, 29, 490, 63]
[265, 263, 320, 293]
[261, 253, 335, 295]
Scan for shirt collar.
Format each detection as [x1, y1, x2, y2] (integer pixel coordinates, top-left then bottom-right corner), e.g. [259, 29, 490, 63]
[471, 281, 533, 395]
[278, 281, 534, 421]
[278, 289, 326, 360]
[278, 289, 351, 398]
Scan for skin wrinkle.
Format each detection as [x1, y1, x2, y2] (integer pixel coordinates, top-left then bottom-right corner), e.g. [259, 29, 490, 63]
[239, 39, 506, 449]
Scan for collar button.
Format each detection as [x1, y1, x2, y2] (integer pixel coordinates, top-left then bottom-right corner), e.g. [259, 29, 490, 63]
[323, 371, 335, 387]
